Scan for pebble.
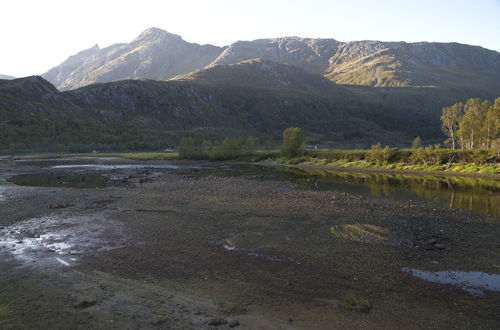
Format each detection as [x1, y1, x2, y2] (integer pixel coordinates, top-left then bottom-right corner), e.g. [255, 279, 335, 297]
[208, 318, 228, 326]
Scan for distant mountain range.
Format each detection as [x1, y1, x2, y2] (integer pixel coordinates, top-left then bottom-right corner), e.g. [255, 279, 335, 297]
[0, 74, 15, 80]
[42, 27, 500, 94]
[1, 28, 499, 151]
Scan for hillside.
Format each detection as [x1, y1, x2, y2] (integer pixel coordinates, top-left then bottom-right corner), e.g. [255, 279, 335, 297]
[325, 41, 500, 92]
[4, 57, 500, 152]
[0, 74, 15, 80]
[1, 62, 405, 151]
[66, 60, 393, 142]
[0, 76, 150, 150]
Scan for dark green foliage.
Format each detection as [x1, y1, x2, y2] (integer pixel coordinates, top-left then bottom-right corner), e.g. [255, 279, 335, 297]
[178, 134, 261, 160]
[282, 128, 305, 158]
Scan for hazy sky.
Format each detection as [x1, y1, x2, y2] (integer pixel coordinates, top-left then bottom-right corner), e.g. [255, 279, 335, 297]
[1, 0, 499, 77]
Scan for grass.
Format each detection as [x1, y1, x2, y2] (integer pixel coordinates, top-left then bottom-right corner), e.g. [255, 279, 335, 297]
[278, 148, 500, 175]
[73, 148, 499, 175]
[0, 304, 22, 329]
[340, 294, 372, 313]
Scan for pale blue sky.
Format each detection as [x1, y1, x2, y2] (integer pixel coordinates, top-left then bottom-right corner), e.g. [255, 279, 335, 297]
[1, 0, 499, 77]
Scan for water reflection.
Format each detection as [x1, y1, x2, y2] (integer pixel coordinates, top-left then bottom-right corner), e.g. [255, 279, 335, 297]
[8, 173, 113, 188]
[182, 165, 500, 217]
[402, 268, 500, 296]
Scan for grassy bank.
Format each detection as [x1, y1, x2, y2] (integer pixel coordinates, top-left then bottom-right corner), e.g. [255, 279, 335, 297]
[277, 149, 500, 175]
[77, 148, 499, 175]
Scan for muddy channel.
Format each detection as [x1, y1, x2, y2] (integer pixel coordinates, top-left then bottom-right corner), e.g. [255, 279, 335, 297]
[0, 156, 499, 329]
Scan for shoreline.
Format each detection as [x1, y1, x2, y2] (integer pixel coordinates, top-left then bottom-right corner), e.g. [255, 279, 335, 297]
[253, 161, 500, 180]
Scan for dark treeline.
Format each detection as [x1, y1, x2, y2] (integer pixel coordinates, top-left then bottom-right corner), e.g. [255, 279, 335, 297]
[178, 134, 272, 160]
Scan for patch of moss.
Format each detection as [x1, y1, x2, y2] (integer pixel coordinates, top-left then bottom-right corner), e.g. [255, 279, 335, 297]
[154, 316, 169, 325]
[340, 294, 372, 313]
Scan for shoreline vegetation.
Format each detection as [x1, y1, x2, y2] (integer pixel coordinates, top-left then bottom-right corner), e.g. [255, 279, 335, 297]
[3, 96, 498, 176]
[69, 147, 500, 177]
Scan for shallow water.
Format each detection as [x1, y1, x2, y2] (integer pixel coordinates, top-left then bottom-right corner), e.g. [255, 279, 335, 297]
[402, 268, 500, 296]
[51, 164, 182, 170]
[0, 214, 126, 266]
[5, 159, 500, 216]
[180, 164, 500, 217]
[8, 172, 113, 188]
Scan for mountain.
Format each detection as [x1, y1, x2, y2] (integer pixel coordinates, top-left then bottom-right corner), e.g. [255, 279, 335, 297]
[5, 26, 500, 151]
[3, 61, 416, 151]
[207, 37, 340, 75]
[66, 60, 393, 141]
[0, 74, 16, 80]
[42, 27, 500, 97]
[325, 41, 500, 92]
[42, 28, 223, 91]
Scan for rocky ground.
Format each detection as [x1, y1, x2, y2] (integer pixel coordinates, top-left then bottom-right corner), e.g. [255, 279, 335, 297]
[0, 158, 499, 329]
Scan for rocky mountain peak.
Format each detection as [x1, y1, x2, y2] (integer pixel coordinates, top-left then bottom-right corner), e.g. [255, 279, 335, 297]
[133, 27, 182, 43]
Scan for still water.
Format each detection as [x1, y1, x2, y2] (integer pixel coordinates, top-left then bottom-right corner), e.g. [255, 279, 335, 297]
[180, 164, 500, 217]
[6, 159, 500, 217]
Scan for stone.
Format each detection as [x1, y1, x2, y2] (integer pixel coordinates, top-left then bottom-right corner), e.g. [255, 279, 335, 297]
[228, 320, 240, 328]
[208, 318, 228, 326]
[434, 243, 446, 249]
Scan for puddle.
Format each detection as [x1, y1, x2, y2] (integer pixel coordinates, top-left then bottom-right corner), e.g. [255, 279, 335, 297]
[0, 214, 127, 266]
[402, 268, 500, 296]
[0, 186, 7, 201]
[56, 257, 71, 267]
[8, 173, 114, 188]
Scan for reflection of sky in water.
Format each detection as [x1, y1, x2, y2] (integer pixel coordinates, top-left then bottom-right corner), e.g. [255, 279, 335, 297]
[51, 164, 182, 170]
[212, 165, 500, 217]
[0, 214, 126, 266]
[402, 268, 500, 296]
[0, 186, 6, 201]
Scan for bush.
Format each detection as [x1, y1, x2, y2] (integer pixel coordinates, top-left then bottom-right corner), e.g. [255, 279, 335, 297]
[282, 127, 304, 158]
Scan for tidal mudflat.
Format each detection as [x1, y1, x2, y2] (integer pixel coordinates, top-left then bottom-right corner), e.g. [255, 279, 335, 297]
[0, 157, 499, 329]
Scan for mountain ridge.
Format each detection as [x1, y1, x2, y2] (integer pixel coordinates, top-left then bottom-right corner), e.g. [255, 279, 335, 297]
[6, 58, 496, 151]
[42, 27, 500, 95]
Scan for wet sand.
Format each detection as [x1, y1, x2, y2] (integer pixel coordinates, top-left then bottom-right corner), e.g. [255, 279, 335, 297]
[0, 160, 499, 329]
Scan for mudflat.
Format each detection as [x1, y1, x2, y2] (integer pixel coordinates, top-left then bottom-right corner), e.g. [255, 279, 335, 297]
[0, 158, 499, 329]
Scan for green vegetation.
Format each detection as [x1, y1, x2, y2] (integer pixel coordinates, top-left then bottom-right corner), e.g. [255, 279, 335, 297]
[80, 126, 498, 175]
[177, 134, 277, 161]
[282, 127, 304, 158]
[441, 97, 500, 150]
[411, 136, 422, 149]
[279, 148, 499, 174]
